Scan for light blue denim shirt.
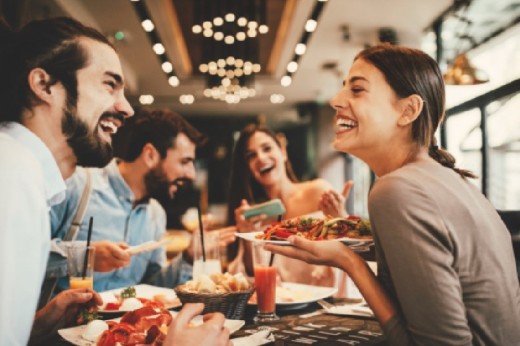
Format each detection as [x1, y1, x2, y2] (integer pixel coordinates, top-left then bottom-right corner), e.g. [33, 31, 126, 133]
[51, 159, 190, 291]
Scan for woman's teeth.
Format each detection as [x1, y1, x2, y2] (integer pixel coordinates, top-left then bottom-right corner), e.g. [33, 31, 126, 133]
[336, 118, 358, 129]
[259, 166, 274, 175]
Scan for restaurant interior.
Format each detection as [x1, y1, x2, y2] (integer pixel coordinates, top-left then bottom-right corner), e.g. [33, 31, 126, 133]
[3, 0, 518, 218]
[1, 0, 520, 345]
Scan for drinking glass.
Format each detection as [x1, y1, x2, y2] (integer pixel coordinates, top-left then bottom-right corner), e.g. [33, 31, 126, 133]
[192, 231, 222, 280]
[252, 242, 279, 323]
[66, 244, 95, 289]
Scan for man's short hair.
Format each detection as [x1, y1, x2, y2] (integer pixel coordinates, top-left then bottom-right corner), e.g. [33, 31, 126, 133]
[0, 17, 112, 123]
[114, 108, 207, 162]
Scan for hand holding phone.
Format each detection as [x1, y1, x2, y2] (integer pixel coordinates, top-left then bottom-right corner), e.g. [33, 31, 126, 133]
[242, 199, 286, 220]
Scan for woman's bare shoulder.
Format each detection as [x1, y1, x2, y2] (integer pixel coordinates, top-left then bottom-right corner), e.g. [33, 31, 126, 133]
[296, 178, 333, 195]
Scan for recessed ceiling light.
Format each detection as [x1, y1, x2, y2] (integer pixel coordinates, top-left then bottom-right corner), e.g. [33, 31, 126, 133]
[161, 62, 173, 73]
[295, 43, 306, 55]
[287, 61, 298, 73]
[153, 43, 165, 55]
[141, 19, 155, 32]
[281, 75, 292, 87]
[305, 19, 317, 32]
[168, 76, 179, 87]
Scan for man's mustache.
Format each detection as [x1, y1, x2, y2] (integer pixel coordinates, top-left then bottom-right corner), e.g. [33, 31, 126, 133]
[99, 111, 126, 125]
[171, 177, 193, 189]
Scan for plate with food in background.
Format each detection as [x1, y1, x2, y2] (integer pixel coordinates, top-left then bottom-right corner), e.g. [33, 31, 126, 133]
[248, 282, 337, 310]
[98, 284, 181, 314]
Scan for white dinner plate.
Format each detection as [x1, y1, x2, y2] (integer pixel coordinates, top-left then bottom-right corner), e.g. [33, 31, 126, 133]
[58, 311, 245, 346]
[235, 231, 373, 246]
[248, 282, 337, 309]
[98, 284, 181, 314]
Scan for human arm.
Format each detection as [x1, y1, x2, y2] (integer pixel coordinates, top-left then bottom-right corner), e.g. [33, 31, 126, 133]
[234, 199, 266, 275]
[264, 237, 396, 326]
[91, 240, 131, 272]
[163, 303, 230, 346]
[29, 288, 103, 345]
[319, 180, 353, 218]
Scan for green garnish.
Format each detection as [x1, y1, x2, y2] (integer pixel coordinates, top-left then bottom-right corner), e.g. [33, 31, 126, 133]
[78, 308, 99, 324]
[120, 286, 136, 299]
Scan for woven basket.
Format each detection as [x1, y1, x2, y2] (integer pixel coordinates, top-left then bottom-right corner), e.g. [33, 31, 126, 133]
[174, 285, 254, 320]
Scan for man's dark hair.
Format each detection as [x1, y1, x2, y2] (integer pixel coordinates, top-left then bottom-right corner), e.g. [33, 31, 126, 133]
[114, 108, 207, 162]
[0, 16, 112, 123]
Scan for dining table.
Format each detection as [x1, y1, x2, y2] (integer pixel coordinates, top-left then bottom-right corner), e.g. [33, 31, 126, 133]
[51, 297, 386, 345]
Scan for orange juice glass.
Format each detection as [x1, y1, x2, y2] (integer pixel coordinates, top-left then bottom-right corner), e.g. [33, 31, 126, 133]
[69, 276, 94, 289]
[66, 244, 95, 290]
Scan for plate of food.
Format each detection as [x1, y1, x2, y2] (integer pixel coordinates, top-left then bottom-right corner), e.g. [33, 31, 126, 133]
[98, 284, 181, 314]
[58, 306, 245, 346]
[248, 282, 338, 309]
[236, 215, 373, 246]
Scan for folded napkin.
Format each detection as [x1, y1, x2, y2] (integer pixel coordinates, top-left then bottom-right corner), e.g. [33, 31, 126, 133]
[232, 330, 275, 346]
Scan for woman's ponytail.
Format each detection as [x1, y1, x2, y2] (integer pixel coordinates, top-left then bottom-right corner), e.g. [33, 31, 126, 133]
[428, 138, 477, 179]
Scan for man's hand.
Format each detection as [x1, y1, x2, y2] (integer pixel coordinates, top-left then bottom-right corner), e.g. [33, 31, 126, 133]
[29, 288, 103, 345]
[92, 240, 131, 272]
[216, 226, 237, 248]
[319, 180, 353, 218]
[163, 303, 231, 346]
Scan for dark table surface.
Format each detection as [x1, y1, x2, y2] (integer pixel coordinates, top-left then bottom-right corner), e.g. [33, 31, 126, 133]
[235, 299, 386, 346]
[51, 298, 386, 345]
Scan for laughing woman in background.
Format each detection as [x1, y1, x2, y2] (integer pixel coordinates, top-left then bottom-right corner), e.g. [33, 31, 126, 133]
[226, 124, 351, 286]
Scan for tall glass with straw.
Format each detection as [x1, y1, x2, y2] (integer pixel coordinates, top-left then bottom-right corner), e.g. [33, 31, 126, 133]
[67, 217, 95, 289]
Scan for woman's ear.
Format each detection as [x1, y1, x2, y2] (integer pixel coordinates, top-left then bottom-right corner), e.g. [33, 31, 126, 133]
[397, 94, 424, 127]
[27, 68, 55, 104]
[142, 143, 160, 168]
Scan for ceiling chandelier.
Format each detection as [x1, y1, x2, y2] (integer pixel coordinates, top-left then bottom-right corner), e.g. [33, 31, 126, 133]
[191, 0, 268, 44]
[192, 0, 267, 103]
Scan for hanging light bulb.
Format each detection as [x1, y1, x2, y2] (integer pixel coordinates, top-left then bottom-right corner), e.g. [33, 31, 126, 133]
[443, 54, 489, 86]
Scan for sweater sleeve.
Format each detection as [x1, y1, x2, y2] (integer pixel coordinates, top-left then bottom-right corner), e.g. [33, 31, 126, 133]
[369, 175, 472, 346]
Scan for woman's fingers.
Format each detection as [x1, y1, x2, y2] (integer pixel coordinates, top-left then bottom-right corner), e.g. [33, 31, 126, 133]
[342, 180, 353, 198]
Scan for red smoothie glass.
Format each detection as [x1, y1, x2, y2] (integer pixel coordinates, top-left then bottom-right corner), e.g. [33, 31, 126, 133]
[252, 242, 279, 323]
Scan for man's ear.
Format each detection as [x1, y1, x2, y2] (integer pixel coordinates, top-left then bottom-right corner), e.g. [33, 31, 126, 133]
[142, 143, 160, 168]
[397, 94, 424, 127]
[27, 68, 55, 104]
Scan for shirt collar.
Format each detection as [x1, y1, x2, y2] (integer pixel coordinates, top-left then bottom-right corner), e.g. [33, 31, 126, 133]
[0, 122, 66, 206]
[106, 159, 136, 205]
[106, 159, 152, 207]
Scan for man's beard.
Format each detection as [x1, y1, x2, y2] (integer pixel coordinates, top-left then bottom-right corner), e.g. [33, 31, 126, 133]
[144, 165, 173, 203]
[61, 107, 115, 168]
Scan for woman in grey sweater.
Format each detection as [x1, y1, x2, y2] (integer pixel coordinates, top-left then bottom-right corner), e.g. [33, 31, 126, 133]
[266, 44, 520, 345]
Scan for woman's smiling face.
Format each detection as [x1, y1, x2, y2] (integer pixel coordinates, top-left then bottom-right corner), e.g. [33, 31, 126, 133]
[245, 131, 286, 187]
[330, 58, 404, 159]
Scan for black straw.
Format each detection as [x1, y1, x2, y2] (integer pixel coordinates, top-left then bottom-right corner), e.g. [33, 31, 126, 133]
[269, 214, 283, 266]
[82, 216, 93, 279]
[197, 204, 206, 262]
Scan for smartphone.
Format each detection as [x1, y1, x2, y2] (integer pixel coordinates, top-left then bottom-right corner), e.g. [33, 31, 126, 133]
[242, 199, 286, 220]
